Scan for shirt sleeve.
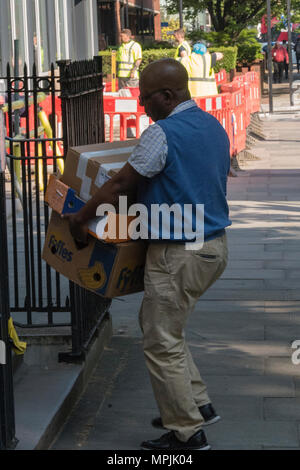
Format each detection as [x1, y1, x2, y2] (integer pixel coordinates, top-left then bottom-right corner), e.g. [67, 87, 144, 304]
[128, 124, 168, 178]
[133, 43, 142, 61]
[179, 45, 187, 56]
[211, 53, 217, 68]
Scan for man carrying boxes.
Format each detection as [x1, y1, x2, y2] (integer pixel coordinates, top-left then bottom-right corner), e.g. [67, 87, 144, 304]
[45, 58, 231, 450]
[43, 139, 147, 298]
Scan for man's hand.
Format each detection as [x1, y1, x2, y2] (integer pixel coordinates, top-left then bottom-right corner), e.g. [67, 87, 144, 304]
[60, 162, 144, 247]
[62, 212, 89, 245]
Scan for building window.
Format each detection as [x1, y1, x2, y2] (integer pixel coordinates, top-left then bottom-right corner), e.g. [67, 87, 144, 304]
[97, 1, 116, 47]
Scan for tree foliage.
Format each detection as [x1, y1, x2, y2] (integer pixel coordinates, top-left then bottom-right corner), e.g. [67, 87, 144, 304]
[166, 0, 300, 38]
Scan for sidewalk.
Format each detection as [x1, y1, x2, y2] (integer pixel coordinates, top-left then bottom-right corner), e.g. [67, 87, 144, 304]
[50, 89, 300, 450]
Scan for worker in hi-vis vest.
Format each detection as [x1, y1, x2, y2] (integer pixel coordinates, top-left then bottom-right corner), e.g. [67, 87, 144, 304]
[179, 42, 223, 97]
[173, 29, 191, 59]
[117, 29, 142, 89]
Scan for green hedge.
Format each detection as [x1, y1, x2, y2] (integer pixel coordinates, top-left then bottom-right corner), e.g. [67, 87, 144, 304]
[208, 46, 238, 73]
[99, 49, 175, 78]
[99, 46, 237, 78]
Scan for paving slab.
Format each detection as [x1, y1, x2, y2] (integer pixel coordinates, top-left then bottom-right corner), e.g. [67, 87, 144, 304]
[264, 357, 300, 376]
[205, 421, 299, 449]
[205, 375, 295, 398]
[264, 398, 300, 421]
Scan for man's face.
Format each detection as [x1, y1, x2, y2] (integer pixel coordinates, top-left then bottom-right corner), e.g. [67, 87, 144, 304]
[174, 32, 183, 44]
[121, 33, 131, 44]
[139, 83, 170, 122]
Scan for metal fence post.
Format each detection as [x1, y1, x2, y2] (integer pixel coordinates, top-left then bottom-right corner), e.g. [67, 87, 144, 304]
[57, 57, 111, 363]
[0, 109, 17, 450]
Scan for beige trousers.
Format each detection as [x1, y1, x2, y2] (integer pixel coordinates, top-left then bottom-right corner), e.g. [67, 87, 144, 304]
[139, 233, 228, 442]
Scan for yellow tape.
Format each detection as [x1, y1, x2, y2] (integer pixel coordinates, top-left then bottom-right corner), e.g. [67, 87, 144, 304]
[12, 142, 21, 186]
[8, 317, 27, 356]
[38, 110, 64, 174]
[38, 142, 44, 192]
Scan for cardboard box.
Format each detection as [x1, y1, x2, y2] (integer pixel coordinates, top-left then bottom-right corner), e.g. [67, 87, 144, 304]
[60, 139, 139, 202]
[45, 175, 136, 243]
[42, 211, 147, 298]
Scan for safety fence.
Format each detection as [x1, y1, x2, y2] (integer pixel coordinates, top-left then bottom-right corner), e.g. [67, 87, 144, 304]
[103, 69, 261, 158]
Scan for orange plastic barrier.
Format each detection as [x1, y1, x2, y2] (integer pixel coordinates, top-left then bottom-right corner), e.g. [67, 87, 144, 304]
[215, 69, 228, 86]
[194, 93, 234, 155]
[103, 95, 152, 141]
[3, 70, 260, 162]
[103, 70, 260, 156]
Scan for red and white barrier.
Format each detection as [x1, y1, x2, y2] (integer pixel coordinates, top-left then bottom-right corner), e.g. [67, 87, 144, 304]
[103, 69, 261, 156]
[103, 95, 152, 141]
[3, 69, 260, 160]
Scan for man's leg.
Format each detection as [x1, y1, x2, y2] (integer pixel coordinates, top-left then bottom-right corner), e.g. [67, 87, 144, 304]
[273, 62, 278, 83]
[118, 77, 129, 89]
[284, 61, 288, 79]
[278, 62, 284, 83]
[139, 235, 228, 442]
[185, 342, 210, 407]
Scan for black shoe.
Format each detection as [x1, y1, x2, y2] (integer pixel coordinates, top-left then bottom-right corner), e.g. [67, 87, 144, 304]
[200, 403, 221, 425]
[151, 403, 220, 429]
[141, 429, 211, 450]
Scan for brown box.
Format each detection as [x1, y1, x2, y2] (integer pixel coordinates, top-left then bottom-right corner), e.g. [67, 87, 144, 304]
[60, 139, 139, 202]
[42, 211, 147, 298]
[45, 175, 135, 243]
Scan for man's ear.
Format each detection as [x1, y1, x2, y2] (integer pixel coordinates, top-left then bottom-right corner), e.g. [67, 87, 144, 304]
[162, 89, 173, 102]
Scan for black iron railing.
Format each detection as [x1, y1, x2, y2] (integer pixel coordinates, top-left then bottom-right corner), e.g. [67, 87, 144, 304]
[4, 63, 70, 328]
[1, 57, 110, 350]
[57, 56, 111, 363]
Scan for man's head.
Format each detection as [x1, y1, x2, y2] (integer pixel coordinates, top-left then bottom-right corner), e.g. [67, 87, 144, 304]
[275, 41, 280, 48]
[174, 28, 185, 44]
[120, 29, 132, 44]
[139, 58, 190, 122]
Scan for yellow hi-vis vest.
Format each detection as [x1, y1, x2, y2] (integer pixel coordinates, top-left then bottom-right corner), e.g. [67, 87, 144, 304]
[174, 41, 191, 59]
[117, 41, 142, 79]
[180, 52, 218, 98]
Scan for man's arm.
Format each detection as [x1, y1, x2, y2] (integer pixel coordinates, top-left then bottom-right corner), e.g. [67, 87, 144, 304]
[130, 58, 142, 78]
[284, 47, 289, 62]
[63, 163, 145, 243]
[178, 45, 188, 58]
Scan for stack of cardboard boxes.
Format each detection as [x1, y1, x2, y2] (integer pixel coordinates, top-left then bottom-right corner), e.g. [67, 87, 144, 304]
[42, 140, 147, 298]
